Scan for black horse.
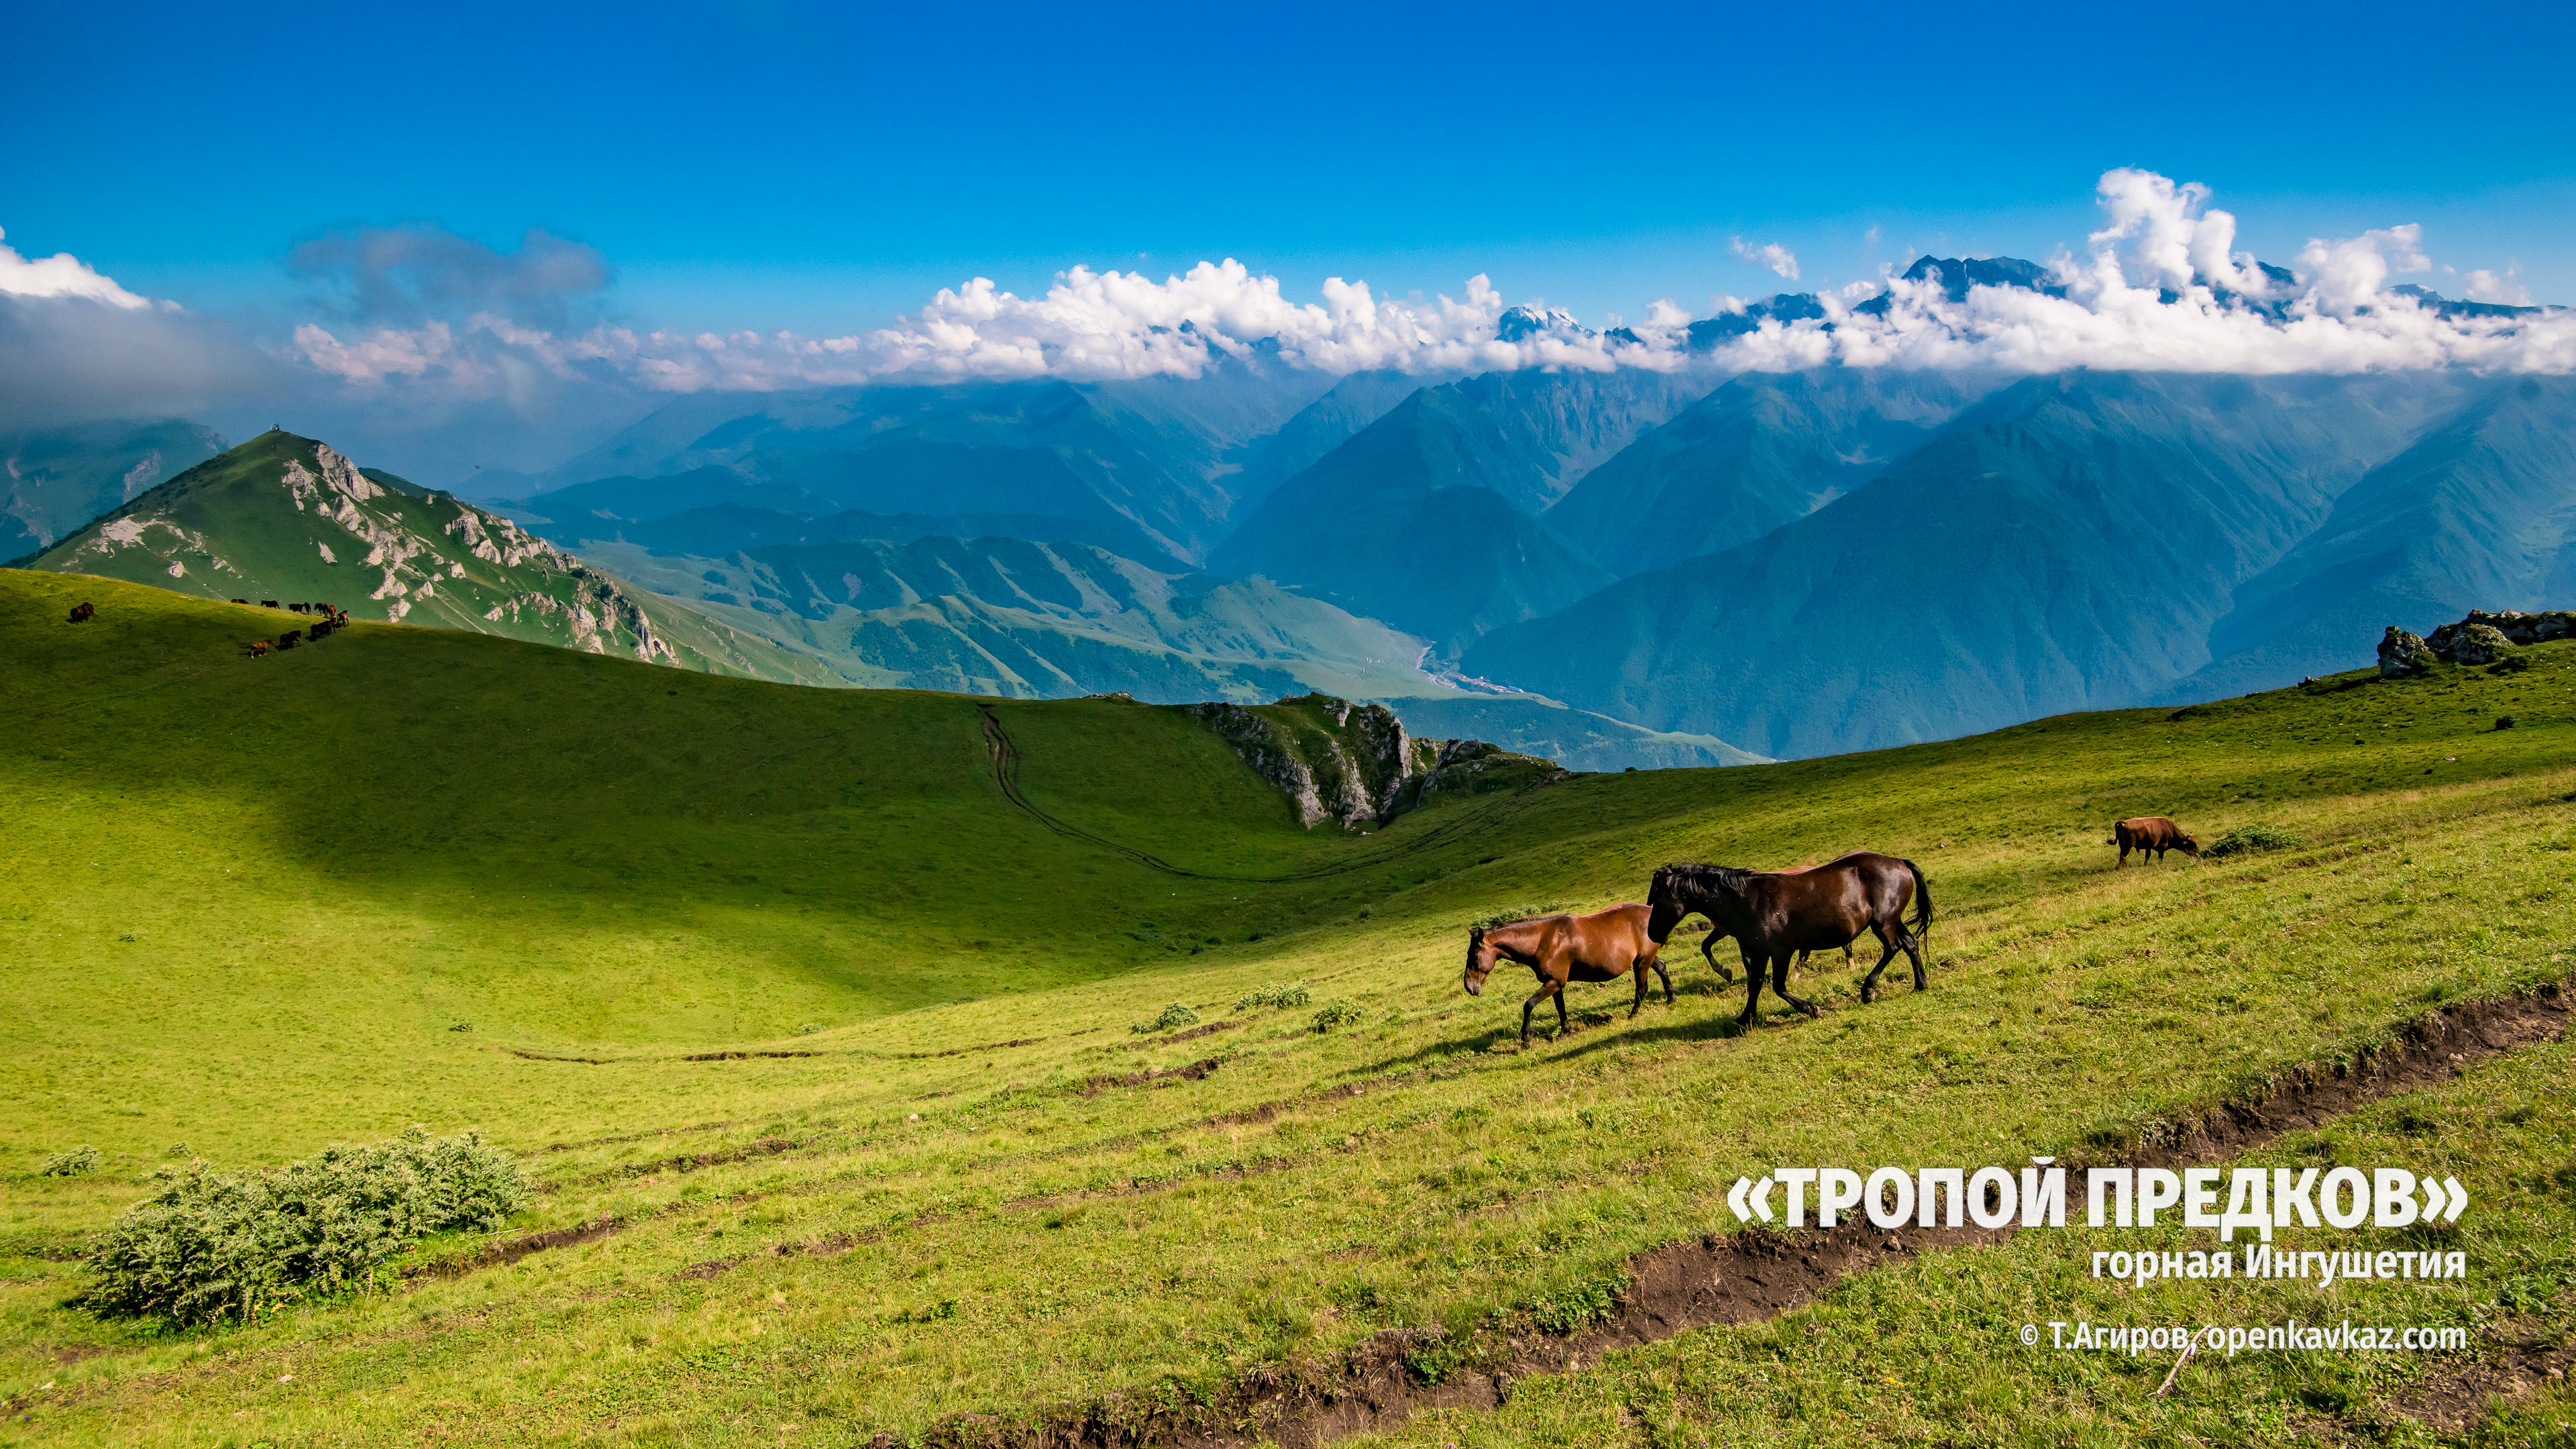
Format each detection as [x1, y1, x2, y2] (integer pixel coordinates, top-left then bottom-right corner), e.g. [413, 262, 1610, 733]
[1647, 852, 1931, 1027]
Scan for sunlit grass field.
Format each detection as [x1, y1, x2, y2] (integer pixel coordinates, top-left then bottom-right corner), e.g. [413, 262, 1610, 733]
[4, 568, 2573, 1445]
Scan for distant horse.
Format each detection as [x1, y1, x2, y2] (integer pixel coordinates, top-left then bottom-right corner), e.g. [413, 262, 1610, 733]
[1464, 904, 1670, 1043]
[1648, 853, 1931, 1027]
[244, 640, 270, 658]
[2108, 816, 2198, 867]
[66, 602, 95, 623]
[1688, 859, 1856, 984]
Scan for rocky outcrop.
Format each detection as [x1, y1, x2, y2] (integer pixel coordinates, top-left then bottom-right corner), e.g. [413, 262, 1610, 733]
[2426, 609, 2576, 661]
[1185, 692, 1566, 830]
[2379, 610, 2573, 675]
[2378, 626, 2436, 677]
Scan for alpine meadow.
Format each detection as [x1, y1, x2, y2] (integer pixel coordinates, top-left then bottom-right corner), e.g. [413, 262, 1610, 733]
[5, 565, 2573, 1444]
[11, 13, 2576, 1438]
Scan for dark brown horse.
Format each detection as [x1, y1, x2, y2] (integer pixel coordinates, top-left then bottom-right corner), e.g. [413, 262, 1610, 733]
[1464, 904, 1670, 1043]
[1648, 853, 1931, 1026]
[1688, 859, 1856, 983]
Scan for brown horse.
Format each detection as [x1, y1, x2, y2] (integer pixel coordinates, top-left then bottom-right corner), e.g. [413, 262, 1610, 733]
[1688, 859, 1856, 983]
[1648, 853, 1931, 1026]
[1464, 904, 1670, 1043]
[2108, 816, 2198, 867]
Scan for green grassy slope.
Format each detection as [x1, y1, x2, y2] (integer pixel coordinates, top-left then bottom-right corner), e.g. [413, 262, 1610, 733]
[4, 567, 2573, 1444]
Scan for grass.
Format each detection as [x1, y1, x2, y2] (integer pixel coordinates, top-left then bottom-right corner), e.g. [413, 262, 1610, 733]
[5, 568, 2576, 1444]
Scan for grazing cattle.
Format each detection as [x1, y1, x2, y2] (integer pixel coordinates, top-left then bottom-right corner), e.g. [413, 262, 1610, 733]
[1463, 904, 1670, 1043]
[245, 641, 270, 658]
[2108, 816, 2199, 867]
[1648, 853, 1932, 1027]
[67, 602, 97, 623]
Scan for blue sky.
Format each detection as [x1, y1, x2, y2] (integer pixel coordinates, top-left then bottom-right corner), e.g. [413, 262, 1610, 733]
[9, 0, 2573, 333]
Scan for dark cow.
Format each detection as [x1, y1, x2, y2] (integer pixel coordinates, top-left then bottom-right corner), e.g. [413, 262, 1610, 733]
[2109, 816, 2200, 867]
[67, 602, 97, 623]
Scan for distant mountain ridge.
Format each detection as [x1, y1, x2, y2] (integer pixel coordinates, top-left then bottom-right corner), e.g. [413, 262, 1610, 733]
[1465, 370, 2472, 757]
[3, 419, 227, 559]
[21, 431, 828, 680]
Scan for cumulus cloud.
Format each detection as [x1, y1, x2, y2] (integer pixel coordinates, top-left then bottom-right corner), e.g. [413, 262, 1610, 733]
[1708, 169, 2572, 376]
[0, 227, 158, 310]
[2465, 266, 2533, 306]
[1730, 236, 1801, 280]
[7, 168, 2573, 470]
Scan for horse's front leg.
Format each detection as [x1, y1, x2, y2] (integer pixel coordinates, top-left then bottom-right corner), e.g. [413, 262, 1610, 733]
[1772, 952, 1821, 1018]
[1735, 948, 1764, 1026]
[1701, 932, 1734, 985]
[1521, 977, 1562, 1044]
[1650, 955, 1674, 1005]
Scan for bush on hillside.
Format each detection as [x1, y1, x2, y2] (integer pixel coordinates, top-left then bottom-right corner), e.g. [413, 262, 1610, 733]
[1467, 903, 1568, 932]
[1130, 1003, 1200, 1034]
[2203, 825, 2308, 859]
[84, 1127, 528, 1326]
[40, 1146, 101, 1177]
[1232, 982, 1310, 1012]
[1309, 1000, 1365, 1033]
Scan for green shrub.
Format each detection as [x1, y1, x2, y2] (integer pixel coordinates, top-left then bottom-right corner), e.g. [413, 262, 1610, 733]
[2204, 824, 2308, 859]
[1232, 982, 1310, 1012]
[83, 1126, 528, 1326]
[1129, 1003, 1199, 1034]
[40, 1146, 101, 1177]
[1309, 1000, 1365, 1032]
[1468, 903, 1568, 932]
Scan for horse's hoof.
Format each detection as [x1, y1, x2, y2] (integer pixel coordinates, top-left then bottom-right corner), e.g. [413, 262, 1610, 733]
[1860, 986, 1876, 1004]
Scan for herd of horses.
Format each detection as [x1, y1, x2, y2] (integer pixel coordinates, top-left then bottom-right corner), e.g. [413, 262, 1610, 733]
[232, 600, 349, 658]
[1462, 818, 2198, 1043]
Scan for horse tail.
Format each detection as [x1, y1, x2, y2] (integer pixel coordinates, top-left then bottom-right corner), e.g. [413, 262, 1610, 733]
[1901, 857, 1932, 941]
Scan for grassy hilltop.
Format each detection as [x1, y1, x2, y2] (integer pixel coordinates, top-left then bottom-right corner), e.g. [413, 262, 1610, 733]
[3, 568, 2574, 1444]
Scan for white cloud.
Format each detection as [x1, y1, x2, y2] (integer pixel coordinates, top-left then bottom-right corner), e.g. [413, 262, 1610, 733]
[2464, 266, 2533, 306]
[12, 166, 2575, 450]
[0, 227, 157, 310]
[1730, 236, 1801, 280]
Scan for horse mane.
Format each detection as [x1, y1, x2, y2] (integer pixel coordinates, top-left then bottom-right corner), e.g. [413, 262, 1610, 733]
[1653, 861, 1756, 896]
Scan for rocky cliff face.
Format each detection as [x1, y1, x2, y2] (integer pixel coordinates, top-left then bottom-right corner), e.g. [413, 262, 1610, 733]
[1185, 692, 1567, 830]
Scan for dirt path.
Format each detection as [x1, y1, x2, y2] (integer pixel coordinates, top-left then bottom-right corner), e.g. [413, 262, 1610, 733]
[882, 980, 2571, 1449]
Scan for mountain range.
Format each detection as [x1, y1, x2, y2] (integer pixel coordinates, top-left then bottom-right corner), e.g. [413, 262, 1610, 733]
[11, 255, 2572, 765]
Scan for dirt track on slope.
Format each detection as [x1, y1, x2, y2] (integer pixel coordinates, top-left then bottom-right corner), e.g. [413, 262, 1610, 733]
[881, 979, 2571, 1449]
